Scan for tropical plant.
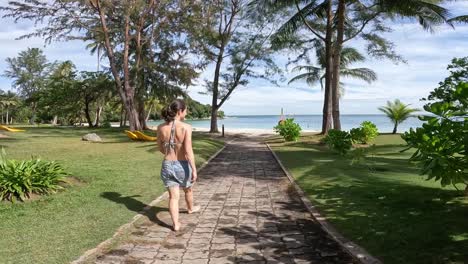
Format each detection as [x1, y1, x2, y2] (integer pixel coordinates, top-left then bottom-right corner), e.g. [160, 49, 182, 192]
[274, 118, 302, 142]
[323, 129, 352, 155]
[350, 121, 379, 144]
[253, 0, 456, 133]
[402, 57, 468, 195]
[0, 90, 19, 124]
[0, 149, 68, 202]
[379, 99, 420, 134]
[289, 44, 377, 98]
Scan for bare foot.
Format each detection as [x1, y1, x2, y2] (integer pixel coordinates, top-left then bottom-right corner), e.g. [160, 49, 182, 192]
[173, 222, 181, 231]
[188, 205, 201, 214]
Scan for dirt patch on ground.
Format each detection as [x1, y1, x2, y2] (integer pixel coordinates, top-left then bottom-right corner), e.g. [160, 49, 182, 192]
[0, 133, 10, 138]
[59, 176, 87, 187]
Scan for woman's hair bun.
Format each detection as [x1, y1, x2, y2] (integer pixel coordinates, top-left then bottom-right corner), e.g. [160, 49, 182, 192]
[161, 99, 186, 122]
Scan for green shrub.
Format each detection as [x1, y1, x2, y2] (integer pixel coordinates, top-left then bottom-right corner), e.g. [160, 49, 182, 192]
[403, 57, 468, 194]
[350, 121, 379, 144]
[0, 150, 68, 202]
[324, 129, 352, 155]
[274, 118, 302, 142]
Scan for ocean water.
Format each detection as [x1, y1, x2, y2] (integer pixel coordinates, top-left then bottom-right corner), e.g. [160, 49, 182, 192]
[148, 115, 423, 133]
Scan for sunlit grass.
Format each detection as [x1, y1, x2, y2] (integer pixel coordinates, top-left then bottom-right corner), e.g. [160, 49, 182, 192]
[0, 127, 223, 264]
[268, 133, 468, 264]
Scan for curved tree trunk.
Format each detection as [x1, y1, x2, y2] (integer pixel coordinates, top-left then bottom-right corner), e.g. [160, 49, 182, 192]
[210, 49, 225, 133]
[321, 0, 334, 135]
[392, 122, 398, 134]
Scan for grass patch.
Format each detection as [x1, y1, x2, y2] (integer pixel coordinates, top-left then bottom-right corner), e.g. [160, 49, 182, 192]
[268, 133, 468, 264]
[0, 127, 224, 264]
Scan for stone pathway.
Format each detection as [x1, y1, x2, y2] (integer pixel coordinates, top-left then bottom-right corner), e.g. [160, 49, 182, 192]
[92, 138, 356, 264]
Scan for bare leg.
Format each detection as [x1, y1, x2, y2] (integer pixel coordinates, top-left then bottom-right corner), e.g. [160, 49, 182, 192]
[168, 186, 181, 231]
[183, 187, 200, 214]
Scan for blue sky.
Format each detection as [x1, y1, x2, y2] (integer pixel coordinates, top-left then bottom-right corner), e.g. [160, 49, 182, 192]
[0, 1, 467, 115]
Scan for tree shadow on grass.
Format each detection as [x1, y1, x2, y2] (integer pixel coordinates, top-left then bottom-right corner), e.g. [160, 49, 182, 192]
[273, 144, 468, 264]
[100, 191, 172, 229]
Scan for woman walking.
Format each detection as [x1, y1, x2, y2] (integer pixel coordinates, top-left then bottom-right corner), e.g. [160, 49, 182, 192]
[157, 99, 200, 231]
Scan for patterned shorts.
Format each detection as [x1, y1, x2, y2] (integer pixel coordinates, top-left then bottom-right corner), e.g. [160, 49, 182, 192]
[160, 160, 193, 188]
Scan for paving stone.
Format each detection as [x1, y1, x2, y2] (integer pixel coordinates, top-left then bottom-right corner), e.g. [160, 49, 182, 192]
[80, 139, 357, 264]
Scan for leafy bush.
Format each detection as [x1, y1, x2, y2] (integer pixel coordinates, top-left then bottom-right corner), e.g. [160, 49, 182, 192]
[274, 118, 302, 142]
[324, 129, 352, 155]
[402, 57, 468, 195]
[0, 150, 68, 202]
[350, 121, 379, 144]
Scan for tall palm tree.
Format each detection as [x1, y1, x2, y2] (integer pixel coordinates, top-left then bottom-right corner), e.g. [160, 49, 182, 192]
[288, 44, 377, 97]
[378, 99, 420, 134]
[252, 0, 454, 133]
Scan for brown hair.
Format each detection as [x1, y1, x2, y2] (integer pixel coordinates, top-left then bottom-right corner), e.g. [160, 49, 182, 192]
[161, 99, 186, 122]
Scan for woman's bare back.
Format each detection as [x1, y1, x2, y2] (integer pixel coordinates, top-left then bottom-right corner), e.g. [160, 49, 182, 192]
[157, 121, 190, 161]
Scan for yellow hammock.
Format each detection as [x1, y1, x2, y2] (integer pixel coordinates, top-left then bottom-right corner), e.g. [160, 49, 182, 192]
[133, 131, 157, 141]
[124, 130, 139, 141]
[0, 125, 25, 132]
[124, 130, 157, 141]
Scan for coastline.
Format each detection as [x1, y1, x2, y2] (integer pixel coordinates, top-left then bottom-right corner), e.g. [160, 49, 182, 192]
[191, 126, 319, 136]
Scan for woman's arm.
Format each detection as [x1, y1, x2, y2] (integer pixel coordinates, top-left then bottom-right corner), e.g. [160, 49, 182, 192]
[184, 125, 197, 182]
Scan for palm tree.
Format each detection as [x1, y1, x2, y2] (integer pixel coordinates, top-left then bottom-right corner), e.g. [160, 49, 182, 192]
[288, 44, 377, 97]
[0, 91, 18, 125]
[378, 99, 420, 134]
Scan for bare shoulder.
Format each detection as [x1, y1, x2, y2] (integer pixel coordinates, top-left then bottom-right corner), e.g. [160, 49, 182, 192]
[157, 123, 166, 131]
[181, 122, 192, 131]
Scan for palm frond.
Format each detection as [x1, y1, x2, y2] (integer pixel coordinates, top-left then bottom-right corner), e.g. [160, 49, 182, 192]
[340, 68, 377, 83]
[271, 0, 323, 43]
[448, 15, 468, 24]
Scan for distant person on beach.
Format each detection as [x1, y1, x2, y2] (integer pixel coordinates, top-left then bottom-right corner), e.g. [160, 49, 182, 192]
[157, 99, 200, 231]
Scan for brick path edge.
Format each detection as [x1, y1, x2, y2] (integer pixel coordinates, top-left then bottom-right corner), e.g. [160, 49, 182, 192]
[71, 138, 233, 264]
[265, 143, 383, 264]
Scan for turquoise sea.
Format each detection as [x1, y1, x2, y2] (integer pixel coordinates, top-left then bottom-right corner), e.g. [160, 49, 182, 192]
[148, 115, 423, 133]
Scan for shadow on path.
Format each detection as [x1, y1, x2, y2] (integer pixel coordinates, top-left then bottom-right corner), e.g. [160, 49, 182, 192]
[100, 191, 172, 230]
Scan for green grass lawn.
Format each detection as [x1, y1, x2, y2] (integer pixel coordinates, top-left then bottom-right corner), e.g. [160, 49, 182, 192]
[268, 133, 468, 264]
[0, 127, 224, 264]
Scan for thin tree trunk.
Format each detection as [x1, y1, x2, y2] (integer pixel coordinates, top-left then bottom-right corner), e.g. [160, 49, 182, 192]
[321, 0, 334, 135]
[120, 107, 124, 127]
[146, 103, 154, 122]
[84, 100, 94, 127]
[94, 106, 103, 127]
[137, 98, 149, 130]
[29, 102, 37, 125]
[5, 108, 8, 125]
[52, 115, 58, 126]
[210, 49, 225, 133]
[392, 122, 398, 134]
[331, 0, 345, 130]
